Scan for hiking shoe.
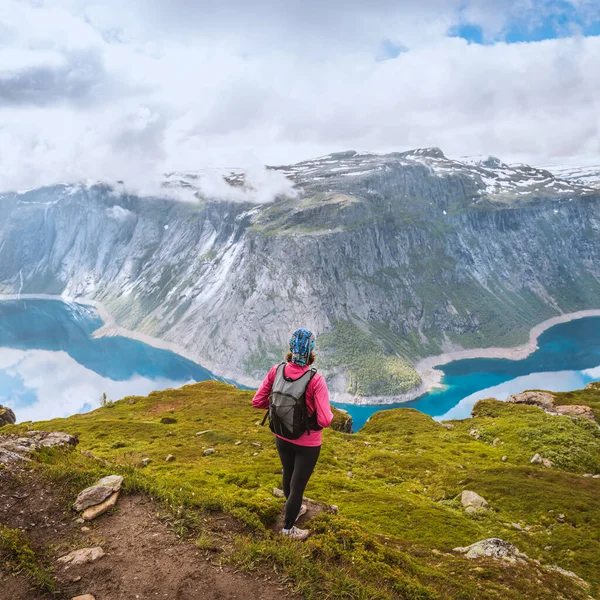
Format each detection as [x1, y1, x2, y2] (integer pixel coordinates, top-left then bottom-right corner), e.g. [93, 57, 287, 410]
[295, 504, 307, 523]
[281, 526, 310, 541]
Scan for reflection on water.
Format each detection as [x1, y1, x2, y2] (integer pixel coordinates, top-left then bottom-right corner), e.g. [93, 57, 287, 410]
[0, 347, 191, 422]
[335, 316, 600, 430]
[0, 299, 224, 423]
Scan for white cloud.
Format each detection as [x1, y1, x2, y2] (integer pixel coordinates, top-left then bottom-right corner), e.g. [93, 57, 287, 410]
[0, 347, 191, 423]
[0, 0, 598, 200]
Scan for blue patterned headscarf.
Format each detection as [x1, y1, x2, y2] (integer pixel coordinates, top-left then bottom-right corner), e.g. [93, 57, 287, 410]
[289, 329, 316, 366]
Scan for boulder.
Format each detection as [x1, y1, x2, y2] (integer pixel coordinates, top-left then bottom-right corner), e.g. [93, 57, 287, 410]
[165, 454, 175, 462]
[272, 488, 285, 498]
[507, 391, 555, 411]
[461, 490, 490, 509]
[73, 486, 113, 512]
[0, 405, 16, 427]
[453, 538, 528, 561]
[531, 453, 554, 467]
[554, 405, 597, 422]
[58, 546, 105, 566]
[203, 448, 215, 456]
[82, 491, 120, 521]
[73, 475, 123, 511]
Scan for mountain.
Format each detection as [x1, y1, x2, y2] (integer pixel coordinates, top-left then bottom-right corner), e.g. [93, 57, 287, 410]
[1, 148, 600, 401]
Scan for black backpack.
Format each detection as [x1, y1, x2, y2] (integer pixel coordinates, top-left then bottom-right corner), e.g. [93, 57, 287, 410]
[261, 362, 322, 439]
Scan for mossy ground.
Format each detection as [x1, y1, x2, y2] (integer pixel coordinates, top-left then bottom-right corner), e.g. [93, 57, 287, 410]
[0, 524, 55, 593]
[4, 381, 600, 599]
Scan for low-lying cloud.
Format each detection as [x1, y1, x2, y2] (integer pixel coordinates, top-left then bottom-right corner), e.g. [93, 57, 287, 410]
[0, 0, 598, 203]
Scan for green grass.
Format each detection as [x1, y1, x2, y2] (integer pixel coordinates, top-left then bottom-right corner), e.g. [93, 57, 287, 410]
[0, 525, 56, 593]
[3, 381, 599, 599]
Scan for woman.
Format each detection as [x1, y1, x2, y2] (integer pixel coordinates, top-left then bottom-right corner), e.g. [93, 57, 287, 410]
[252, 328, 333, 540]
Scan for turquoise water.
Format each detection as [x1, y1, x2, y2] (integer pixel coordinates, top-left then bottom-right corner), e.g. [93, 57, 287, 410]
[335, 316, 600, 430]
[2, 299, 600, 429]
[0, 299, 228, 423]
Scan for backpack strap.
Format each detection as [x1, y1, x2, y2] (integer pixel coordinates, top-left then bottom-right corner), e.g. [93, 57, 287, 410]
[303, 368, 318, 436]
[260, 363, 286, 427]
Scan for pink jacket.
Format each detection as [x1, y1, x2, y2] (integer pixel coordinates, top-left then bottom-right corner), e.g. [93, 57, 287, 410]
[252, 362, 333, 447]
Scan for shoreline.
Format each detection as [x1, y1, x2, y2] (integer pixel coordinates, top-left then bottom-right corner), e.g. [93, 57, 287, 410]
[413, 308, 600, 398]
[0, 292, 244, 384]
[2, 294, 600, 405]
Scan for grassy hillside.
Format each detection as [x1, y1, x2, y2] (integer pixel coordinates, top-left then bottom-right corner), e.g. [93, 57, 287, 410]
[3, 381, 600, 599]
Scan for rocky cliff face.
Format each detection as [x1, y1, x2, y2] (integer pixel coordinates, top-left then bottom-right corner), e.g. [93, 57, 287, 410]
[1, 149, 599, 399]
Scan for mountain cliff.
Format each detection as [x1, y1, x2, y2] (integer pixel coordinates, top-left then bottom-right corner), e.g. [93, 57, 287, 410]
[1, 148, 600, 400]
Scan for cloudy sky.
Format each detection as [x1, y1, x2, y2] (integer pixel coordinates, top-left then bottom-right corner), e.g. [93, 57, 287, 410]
[0, 0, 599, 193]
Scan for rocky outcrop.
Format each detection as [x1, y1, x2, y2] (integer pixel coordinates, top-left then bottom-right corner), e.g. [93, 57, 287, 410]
[554, 405, 596, 422]
[453, 538, 528, 561]
[508, 392, 597, 423]
[507, 391, 555, 411]
[0, 405, 16, 427]
[0, 430, 78, 463]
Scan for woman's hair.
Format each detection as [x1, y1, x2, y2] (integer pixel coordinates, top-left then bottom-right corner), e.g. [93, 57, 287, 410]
[286, 351, 316, 365]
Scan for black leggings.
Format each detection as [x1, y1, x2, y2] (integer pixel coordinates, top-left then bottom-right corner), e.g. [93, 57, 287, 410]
[275, 437, 321, 529]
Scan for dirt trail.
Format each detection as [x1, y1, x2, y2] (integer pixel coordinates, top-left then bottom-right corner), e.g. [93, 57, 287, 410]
[0, 466, 300, 600]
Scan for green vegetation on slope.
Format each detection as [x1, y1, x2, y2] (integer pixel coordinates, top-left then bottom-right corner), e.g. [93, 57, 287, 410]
[3, 381, 600, 599]
[0, 525, 55, 593]
[319, 321, 421, 395]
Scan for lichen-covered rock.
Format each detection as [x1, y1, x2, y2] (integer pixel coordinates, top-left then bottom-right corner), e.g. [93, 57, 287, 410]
[0, 405, 16, 427]
[554, 405, 597, 422]
[0, 430, 78, 463]
[461, 490, 490, 509]
[507, 391, 555, 411]
[453, 538, 528, 561]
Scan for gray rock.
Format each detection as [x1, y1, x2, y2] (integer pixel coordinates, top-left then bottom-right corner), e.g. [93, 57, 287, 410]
[453, 538, 528, 561]
[0, 405, 16, 427]
[531, 453, 554, 467]
[554, 404, 597, 422]
[165, 454, 175, 462]
[507, 391, 555, 411]
[0, 430, 77, 464]
[196, 430, 213, 436]
[203, 448, 215, 456]
[272, 487, 285, 498]
[73, 475, 123, 511]
[461, 490, 490, 509]
[57, 546, 105, 566]
[160, 417, 177, 424]
[501, 456, 508, 462]
[141, 457, 151, 466]
[73, 486, 114, 512]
